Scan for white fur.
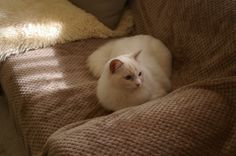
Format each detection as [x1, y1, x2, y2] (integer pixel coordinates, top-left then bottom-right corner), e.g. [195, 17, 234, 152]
[87, 35, 172, 111]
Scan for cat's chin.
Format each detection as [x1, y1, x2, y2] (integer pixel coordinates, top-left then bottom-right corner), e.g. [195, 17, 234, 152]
[125, 86, 142, 90]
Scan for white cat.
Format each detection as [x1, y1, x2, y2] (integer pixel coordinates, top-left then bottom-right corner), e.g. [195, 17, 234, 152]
[87, 35, 172, 111]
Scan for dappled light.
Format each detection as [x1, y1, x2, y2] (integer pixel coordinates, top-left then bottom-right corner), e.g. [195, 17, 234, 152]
[20, 72, 65, 83]
[14, 59, 60, 69]
[0, 0, 133, 61]
[22, 23, 62, 39]
[0, 22, 62, 40]
[14, 49, 71, 93]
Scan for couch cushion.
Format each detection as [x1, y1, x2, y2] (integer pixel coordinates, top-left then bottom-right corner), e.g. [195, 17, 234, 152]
[69, 0, 127, 29]
[0, 39, 112, 155]
[43, 77, 236, 155]
[130, 0, 235, 89]
[1, 0, 235, 155]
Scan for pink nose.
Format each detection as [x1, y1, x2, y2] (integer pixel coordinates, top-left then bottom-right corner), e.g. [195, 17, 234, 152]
[135, 79, 142, 87]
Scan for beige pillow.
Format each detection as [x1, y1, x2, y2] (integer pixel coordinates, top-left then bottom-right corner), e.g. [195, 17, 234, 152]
[69, 0, 127, 29]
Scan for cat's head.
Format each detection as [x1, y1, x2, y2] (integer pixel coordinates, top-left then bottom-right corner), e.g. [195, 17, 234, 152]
[107, 51, 143, 90]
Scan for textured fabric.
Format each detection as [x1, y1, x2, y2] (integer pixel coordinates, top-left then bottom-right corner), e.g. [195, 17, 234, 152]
[131, 0, 235, 89]
[43, 78, 236, 156]
[1, 0, 236, 155]
[0, 39, 111, 156]
[0, 0, 133, 61]
[69, 0, 127, 29]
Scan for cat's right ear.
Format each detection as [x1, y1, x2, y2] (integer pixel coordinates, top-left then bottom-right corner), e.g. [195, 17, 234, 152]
[110, 59, 123, 74]
[130, 50, 142, 60]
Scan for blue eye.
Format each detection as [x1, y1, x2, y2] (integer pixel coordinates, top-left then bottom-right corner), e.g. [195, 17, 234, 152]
[124, 75, 132, 80]
[138, 72, 142, 76]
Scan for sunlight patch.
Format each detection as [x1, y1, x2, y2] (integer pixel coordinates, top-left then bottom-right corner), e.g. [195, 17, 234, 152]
[22, 23, 62, 39]
[0, 0, 133, 61]
[0, 22, 62, 40]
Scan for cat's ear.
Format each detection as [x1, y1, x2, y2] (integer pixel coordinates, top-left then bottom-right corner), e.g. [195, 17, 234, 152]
[109, 59, 123, 74]
[130, 50, 142, 60]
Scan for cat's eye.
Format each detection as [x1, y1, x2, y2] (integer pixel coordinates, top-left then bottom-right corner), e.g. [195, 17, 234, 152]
[124, 75, 132, 80]
[138, 72, 142, 76]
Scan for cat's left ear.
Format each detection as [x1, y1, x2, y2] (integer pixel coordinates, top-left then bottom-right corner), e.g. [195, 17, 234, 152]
[130, 50, 142, 60]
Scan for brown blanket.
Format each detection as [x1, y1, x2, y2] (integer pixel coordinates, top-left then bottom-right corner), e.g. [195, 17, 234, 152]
[1, 39, 112, 155]
[43, 78, 236, 155]
[1, 0, 235, 155]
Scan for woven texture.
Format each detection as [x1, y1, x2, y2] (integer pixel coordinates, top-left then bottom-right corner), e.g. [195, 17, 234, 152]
[0, 39, 111, 155]
[131, 0, 235, 89]
[43, 78, 236, 156]
[1, 0, 236, 155]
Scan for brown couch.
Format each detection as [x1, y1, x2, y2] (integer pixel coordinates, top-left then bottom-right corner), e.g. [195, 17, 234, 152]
[1, 0, 235, 155]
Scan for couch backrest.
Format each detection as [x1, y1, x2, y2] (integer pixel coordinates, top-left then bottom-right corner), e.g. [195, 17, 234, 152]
[130, 0, 235, 89]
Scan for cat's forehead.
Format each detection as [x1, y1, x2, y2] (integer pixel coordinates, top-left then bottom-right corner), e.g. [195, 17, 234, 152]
[115, 56, 141, 74]
[122, 62, 140, 73]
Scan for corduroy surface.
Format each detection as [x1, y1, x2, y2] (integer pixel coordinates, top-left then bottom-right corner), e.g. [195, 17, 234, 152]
[0, 0, 236, 155]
